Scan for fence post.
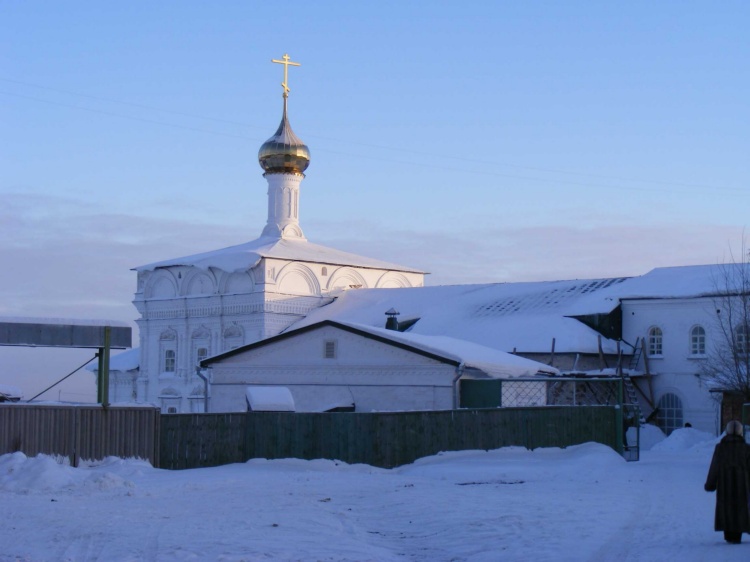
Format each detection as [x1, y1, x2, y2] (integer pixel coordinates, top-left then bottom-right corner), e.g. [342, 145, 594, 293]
[615, 377, 624, 455]
[96, 326, 111, 408]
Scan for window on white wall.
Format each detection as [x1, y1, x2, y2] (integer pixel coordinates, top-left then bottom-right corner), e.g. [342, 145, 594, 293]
[690, 326, 706, 356]
[196, 346, 209, 365]
[159, 330, 177, 375]
[736, 324, 749, 355]
[324, 340, 337, 359]
[656, 393, 683, 435]
[192, 327, 211, 367]
[648, 327, 663, 356]
[164, 349, 176, 372]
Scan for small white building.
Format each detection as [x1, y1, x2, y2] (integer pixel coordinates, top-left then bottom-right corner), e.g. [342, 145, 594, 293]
[202, 320, 557, 413]
[616, 265, 748, 434]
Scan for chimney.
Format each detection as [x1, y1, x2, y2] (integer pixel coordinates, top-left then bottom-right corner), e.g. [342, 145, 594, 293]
[385, 308, 400, 331]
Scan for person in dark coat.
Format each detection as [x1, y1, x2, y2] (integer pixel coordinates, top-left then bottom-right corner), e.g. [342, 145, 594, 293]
[704, 420, 750, 544]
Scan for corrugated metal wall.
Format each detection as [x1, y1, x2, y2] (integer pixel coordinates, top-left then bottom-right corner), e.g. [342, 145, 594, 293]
[160, 407, 618, 470]
[0, 405, 160, 466]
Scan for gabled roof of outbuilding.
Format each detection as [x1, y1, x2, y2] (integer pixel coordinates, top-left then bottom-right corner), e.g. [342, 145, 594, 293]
[201, 319, 557, 378]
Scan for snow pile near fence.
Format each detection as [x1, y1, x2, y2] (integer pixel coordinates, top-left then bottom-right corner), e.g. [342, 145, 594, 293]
[0, 452, 78, 492]
[633, 423, 667, 451]
[650, 427, 717, 453]
[0, 452, 141, 494]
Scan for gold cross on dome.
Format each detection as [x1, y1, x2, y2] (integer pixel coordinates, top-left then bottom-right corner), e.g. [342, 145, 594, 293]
[271, 53, 301, 97]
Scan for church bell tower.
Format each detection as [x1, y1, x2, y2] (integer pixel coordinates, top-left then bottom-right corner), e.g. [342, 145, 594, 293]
[258, 53, 310, 240]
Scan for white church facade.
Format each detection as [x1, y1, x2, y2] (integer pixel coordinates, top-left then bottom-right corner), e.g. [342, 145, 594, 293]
[125, 55, 423, 413]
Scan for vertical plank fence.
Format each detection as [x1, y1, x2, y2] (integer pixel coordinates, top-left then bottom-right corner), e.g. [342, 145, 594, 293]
[159, 406, 618, 470]
[1, 405, 619, 470]
[0, 405, 160, 466]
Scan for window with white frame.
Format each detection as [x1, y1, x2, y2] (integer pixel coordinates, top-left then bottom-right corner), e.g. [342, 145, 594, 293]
[648, 327, 663, 356]
[656, 393, 683, 435]
[324, 340, 337, 359]
[690, 326, 706, 356]
[736, 324, 750, 355]
[159, 330, 177, 374]
[164, 349, 176, 373]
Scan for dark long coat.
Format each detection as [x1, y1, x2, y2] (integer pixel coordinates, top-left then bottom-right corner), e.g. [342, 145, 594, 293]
[704, 434, 750, 533]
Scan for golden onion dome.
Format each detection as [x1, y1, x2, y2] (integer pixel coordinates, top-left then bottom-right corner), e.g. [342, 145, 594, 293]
[258, 98, 310, 175]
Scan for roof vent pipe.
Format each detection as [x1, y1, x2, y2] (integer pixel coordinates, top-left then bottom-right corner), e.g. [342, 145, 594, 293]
[385, 308, 400, 331]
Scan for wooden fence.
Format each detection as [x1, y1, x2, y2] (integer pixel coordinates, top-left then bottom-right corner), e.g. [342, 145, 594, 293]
[160, 406, 618, 470]
[1, 405, 619, 470]
[0, 405, 160, 467]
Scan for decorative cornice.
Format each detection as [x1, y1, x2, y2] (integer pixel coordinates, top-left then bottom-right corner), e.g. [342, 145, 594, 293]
[137, 294, 330, 321]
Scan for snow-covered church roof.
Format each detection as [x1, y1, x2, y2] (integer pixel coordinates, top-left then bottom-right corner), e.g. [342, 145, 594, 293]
[288, 263, 750, 355]
[134, 236, 424, 274]
[289, 278, 630, 355]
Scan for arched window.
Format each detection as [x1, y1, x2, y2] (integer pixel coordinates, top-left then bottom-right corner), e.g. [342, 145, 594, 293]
[656, 393, 683, 435]
[690, 326, 706, 356]
[159, 330, 177, 374]
[648, 327, 663, 356]
[164, 349, 176, 373]
[736, 324, 749, 355]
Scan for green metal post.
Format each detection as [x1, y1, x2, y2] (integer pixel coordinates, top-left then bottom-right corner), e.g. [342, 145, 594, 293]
[97, 326, 111, 407]
[615, 377, 624, 455]
[96, 351, 103, 403]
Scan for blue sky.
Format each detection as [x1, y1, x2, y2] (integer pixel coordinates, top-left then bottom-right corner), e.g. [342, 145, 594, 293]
[1, 1, 748, 399]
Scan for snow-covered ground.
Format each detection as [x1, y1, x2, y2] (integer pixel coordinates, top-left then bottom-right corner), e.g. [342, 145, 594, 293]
[1, 427, 746, 561]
